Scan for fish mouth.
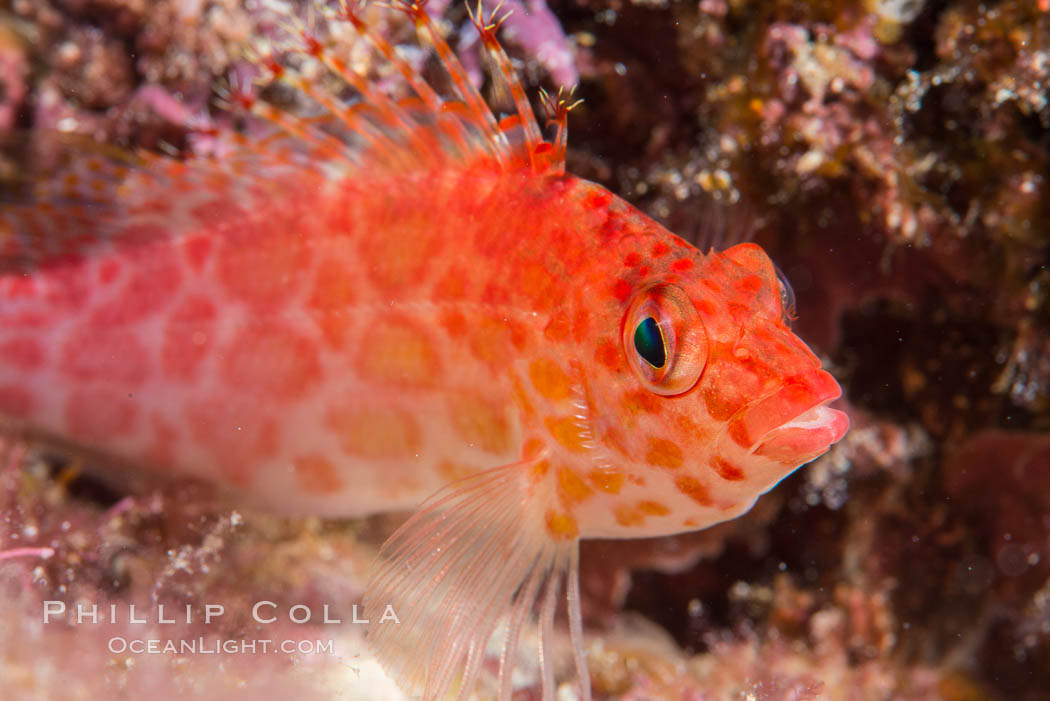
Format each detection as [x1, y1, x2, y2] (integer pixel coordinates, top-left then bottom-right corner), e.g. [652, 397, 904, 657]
[727, 369, 850, 463]
[753, 403, 850, 463]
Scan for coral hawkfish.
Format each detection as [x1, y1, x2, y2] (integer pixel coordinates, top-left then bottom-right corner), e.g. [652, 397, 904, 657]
[0, 1, 848, 699]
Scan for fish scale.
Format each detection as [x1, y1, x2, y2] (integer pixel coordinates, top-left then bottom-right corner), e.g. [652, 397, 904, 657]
[0, 2, 849, 700]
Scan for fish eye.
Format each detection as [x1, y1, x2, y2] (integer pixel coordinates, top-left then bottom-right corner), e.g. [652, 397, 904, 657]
[622, 284, 709, 396]
[772, 261, 796, 326]
[633, 317, 666, 368]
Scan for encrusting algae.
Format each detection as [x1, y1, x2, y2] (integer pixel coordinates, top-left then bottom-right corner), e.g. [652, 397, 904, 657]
[0, 1, 848, 699]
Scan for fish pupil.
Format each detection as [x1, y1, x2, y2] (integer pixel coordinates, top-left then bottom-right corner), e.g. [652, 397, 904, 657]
[633, 317, 666, 369]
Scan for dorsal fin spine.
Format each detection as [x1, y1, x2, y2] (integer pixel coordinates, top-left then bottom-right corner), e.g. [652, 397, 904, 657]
[392, 0, 511, 163]
[338, 0, 444, 114]
[220, 68, 349, 164]
[281, 69, 392, 157]
[538, 86, 579, 176]
[338, 0, 502, 164]
[467, 0, 543, 170]
[256, 0, 571, 175]
[290, 10, 447, 166]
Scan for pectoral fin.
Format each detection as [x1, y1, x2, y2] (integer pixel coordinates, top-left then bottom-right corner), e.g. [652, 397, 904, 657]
[363, 457, 591, 701]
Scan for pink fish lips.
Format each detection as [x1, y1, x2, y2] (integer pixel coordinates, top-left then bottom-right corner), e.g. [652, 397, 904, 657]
[734, 368, 849, 463]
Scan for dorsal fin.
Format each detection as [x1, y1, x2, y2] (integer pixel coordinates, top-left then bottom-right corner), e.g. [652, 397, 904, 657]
[1, 0, 575, 270]
[243, 0, 562, 175]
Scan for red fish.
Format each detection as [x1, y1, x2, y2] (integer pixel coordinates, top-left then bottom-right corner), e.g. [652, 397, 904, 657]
[0, 2, 848, 699]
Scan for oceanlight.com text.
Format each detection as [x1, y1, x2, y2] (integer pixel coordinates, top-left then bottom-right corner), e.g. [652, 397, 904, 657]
[107, 637, 336, 655]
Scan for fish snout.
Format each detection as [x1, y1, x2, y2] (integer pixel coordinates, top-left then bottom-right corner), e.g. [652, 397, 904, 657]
[727, 369, 849, 463]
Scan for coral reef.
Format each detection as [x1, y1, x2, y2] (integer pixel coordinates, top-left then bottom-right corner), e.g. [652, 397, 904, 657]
[2, 0, 1049, 699]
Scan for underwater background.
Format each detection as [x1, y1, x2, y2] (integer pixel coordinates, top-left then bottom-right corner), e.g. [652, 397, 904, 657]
[0, 0, 1048, 698]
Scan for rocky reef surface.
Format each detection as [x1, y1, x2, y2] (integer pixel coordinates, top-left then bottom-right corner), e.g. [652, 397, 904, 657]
[1, 0, 1048, 698]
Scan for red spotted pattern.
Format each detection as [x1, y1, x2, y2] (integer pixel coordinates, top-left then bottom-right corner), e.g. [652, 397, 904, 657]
[0, 338, 45, 371]
[90, 247, 182, 325]
[162, 295, 217, 381]
[221, 321, 322, 402]
[61, 326, 149, 387]
[216, 218, 311, 308]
